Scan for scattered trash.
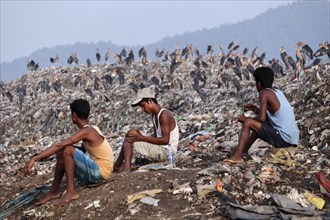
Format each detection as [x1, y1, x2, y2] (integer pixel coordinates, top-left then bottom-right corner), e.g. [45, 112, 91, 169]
[225, 193, 326, 219]
[315, 171, 330, 197]
[93, 200, 101, 208]
[127, 189, 163, 205]
[215, 179, 224, 193]
[140, 197, 160, 206]
[287, 188, 310, 208]
[127, 203, 141, 215]
[270, 148, 296, 167]
[0, 185, 49, 219]
[304, 191, 325, 210]
[173, 182, 193, 195]
[196, 182, 217, 199]
[197, 163, 230, 176]
[137, 163, 166, 171]
[243, 170, 255, 182]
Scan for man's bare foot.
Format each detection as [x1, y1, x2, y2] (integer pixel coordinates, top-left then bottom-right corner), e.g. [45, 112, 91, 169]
[222, 158, 244, 165]
[118, 169, 131, 177]
[36, 191, 61, 205]
[54, 192, 79, 206]
[113, 164, 124, 173]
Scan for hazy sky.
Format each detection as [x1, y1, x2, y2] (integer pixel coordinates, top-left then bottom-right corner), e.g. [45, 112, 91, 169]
[0, 0, 293, 63]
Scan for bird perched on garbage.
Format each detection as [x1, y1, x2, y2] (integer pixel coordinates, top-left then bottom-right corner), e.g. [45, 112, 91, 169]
[27, 59, 39, 71]
[155, 48, 161, 58]
[67, 52, 78, 65]
[270, 59, 284, 77]
[86, 58, 91, 67]
[207, 44, 214, 55]
[181, 44, 192, 60]
[50, 54, 59, 65]
[175, 42, 181, 63]
[302, 44, 313, 60]
[232, 44, 240, 51]
[170, 59, 182, 73]
[295, 41, 306, 66]
[27, 59, 35, 71]
[52, 79, 62, 93]
[105, 48, 111, 63]
[194, 47, 200, 58]
[280, 47, 295, 71]
[120, 48, 127, 58]
[114, 53, 122, 65]
[125, 49, 134, 67]
[243, 47, 248, 56]
[314, 42, 330, 58]
[228, 41, 235, 50]
[280, 47, 288, 65]
[251, 47, 258, 60]
[96, 49, 101, 62]
[139, 47, 147, 66]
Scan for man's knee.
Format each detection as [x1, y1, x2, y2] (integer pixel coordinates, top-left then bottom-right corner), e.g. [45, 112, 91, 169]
[243, 118, 261, 131]
[63, 145, 75, 157]
[243, 118, 254, 127]
[126, 129, 139, 136]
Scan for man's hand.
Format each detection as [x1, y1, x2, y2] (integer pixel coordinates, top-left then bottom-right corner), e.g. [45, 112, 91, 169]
[238, 114, 246, 123]
[125, 133, 143, 143]
[24, 158, 36, 176]
[244, 103, 256, 112]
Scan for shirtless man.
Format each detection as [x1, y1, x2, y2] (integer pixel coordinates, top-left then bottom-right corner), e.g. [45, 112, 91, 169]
[24, 99, 114, 205]
[225, 67, 299, 163]
[114, 86, 179, 172]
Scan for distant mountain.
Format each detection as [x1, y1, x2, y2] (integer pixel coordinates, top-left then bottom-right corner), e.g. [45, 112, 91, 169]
[1, 0, 329, 82]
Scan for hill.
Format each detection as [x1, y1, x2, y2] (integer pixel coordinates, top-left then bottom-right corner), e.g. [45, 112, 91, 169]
[0, 45, 330, 218]
[0, 0, 329, 82]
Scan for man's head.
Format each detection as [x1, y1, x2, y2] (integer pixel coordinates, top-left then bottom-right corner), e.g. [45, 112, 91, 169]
[131, 87, 158, 113]
[131, 87, 157, 107]
[253, 67, 274, 90]
[70, 99, 90, 120]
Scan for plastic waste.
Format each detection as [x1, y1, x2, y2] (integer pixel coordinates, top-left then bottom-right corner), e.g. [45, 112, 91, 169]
[196, 182, 217, 199]
[304, 191, 325, 209]
[140, 197, 160, 206]
[127, 189, 163, 205]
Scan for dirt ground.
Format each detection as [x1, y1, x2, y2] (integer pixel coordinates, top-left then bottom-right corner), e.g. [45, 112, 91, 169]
[2, 153, 330, 220]
[1, 160, 228, 220]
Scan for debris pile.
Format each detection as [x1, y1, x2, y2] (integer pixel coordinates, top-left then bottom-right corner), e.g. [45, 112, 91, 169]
[0, 57, 329, 219]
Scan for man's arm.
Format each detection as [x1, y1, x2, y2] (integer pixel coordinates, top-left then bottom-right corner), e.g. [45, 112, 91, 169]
[244, 103, 260, 114]
[254, 90, 268, 122]
[128, 111, 172, 145]
[238, 90, 268, 124]
[24, 128, 90, 175]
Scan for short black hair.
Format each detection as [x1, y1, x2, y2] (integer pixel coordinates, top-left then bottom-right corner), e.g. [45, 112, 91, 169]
[70, 99, 90, 119]
[253, 67, 274, 88]
[134, 98, 158, 107]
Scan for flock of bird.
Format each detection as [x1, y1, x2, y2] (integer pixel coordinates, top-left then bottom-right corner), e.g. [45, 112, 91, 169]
[7, 40, 328, 112]
[26, 41, 330, 88]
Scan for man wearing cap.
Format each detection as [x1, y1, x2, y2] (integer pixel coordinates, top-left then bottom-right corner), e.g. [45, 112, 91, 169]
[114, 86, 179, 172]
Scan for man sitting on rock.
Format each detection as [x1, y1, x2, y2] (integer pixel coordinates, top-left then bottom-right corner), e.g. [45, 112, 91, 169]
[225, 67, 299, 164]
[24, 99, 114, 205]
[114, 86, 179, 173]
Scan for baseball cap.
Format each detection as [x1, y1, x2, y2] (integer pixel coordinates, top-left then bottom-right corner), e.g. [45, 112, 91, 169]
[131, 86, 156, 107]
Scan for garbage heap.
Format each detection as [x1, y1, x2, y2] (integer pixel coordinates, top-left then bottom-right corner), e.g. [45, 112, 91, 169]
[0, 58, 329, 213]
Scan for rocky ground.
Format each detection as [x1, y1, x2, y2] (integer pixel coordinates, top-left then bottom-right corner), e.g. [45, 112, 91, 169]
[0, 56, 329, 219]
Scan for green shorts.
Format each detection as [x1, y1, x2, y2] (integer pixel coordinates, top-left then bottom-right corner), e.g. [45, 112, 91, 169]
[133, 142, 168, 162]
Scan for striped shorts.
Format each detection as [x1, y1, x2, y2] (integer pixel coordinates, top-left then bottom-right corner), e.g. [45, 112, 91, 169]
[74, 149, 105, 185]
